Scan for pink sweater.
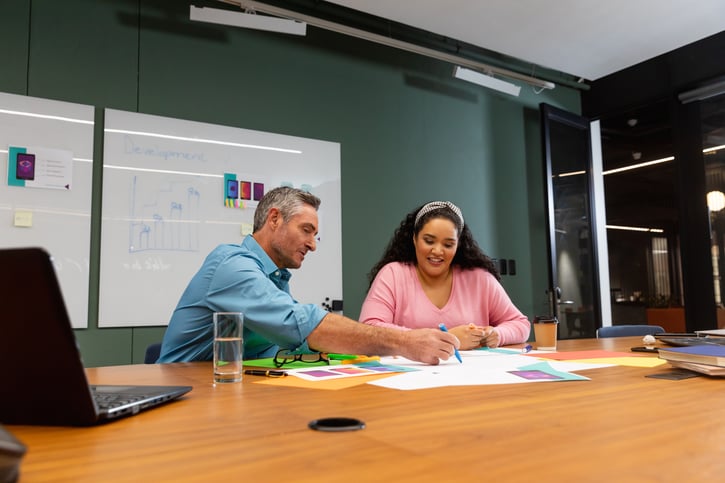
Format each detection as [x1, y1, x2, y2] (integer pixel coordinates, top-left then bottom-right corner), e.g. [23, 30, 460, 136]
[360, 262, 530, 346]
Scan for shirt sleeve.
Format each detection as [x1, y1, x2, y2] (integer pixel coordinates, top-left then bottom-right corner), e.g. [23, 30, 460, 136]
[209, 254, 328, 349]
[359, 263, 408, 330]
[483, 274, 531, 345]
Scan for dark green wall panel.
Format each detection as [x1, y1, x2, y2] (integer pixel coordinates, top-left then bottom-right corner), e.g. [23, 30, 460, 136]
[132, 327, 168, 364]
[73, 327, 133, 367]
[26, 0, 139, 108]
[0, 0, 30, 94]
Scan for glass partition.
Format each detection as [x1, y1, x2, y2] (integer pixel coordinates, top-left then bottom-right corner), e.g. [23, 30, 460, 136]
[702, 94, 725, 323]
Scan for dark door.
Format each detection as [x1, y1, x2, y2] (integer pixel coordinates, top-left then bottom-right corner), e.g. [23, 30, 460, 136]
[540, 104, 603, 339]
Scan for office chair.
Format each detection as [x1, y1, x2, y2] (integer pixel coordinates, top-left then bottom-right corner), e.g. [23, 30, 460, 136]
[144, 342, 162, 364]
[596, 325, 665, 338]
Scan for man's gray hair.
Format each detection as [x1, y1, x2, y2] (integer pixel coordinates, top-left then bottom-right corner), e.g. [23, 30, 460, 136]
[253, 186, 321, 232]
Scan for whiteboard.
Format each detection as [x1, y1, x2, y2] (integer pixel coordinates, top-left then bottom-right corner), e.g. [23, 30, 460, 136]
[99, 109, 342, 327]
[0, 92, 94, 328]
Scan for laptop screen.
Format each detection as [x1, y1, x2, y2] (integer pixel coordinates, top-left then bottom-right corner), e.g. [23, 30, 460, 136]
[0, 247, 191, 426]
[0, 247, 101, 425]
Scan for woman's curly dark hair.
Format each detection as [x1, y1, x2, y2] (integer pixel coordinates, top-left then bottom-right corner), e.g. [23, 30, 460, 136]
[367, 203, 500, 286]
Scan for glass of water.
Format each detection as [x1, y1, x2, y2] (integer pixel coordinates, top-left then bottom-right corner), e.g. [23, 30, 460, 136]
[213, 312, 244, 383]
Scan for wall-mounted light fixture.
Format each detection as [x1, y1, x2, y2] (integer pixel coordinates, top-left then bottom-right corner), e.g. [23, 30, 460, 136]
[452, 66, 521, 97]
[707, 191, 725, 212]
[190, 5, 307, 36]
[210, 1, 557, 91]
[679, 79, 725, 104]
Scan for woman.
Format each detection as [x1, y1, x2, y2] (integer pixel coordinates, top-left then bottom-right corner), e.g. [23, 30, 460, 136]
[360, 201, 530, 350]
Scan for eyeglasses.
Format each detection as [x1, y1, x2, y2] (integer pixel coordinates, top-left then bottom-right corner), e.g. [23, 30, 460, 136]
[273, 349, 329, 368]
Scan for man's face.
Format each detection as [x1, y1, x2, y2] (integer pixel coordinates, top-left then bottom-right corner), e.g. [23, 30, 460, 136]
[269, 204, 319, 269]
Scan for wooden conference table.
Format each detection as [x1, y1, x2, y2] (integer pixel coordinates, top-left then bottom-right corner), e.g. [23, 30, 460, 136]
[9, 337, 725, 482]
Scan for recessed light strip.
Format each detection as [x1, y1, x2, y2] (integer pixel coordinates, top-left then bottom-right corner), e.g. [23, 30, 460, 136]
[602, 156, 674, 176]
[0, 108, 93, 125]
[559, 143, 724, 178]
[704, 144, 725, 154]
[607, 224, 664, 233]
[0, 148, 91, 163]
[104, 128, 301, 154]
[103, 164, 224, 178]
[556, 170, 586, 178]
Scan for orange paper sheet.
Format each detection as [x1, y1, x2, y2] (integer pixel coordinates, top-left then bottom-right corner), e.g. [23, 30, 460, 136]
[252, 372, 397, 390]
[528, 350, 644, 360]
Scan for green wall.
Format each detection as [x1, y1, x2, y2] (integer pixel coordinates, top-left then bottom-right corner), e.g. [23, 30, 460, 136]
[1, 0, 580, 366]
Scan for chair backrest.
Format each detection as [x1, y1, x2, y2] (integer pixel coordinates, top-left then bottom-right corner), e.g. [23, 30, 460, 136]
[596, 325, 665, 338]
[144, 343, 162, 364]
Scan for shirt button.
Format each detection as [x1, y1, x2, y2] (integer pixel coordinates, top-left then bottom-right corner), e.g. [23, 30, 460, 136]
[274, 271, 280, 276]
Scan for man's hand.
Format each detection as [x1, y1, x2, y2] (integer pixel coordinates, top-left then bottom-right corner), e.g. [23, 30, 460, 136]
[307, 313, 460, 365]
[399, 328, 460, 365]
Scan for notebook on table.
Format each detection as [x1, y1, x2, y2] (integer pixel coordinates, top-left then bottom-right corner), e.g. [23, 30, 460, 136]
[658, 344, 725, 367]
[0, 247, 192, 426]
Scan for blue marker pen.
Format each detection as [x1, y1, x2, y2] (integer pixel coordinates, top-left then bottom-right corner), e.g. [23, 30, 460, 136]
[438, 323, 463, 363]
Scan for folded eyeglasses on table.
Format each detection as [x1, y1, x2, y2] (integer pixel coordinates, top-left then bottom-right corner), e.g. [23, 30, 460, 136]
[273, 349, 329, 368]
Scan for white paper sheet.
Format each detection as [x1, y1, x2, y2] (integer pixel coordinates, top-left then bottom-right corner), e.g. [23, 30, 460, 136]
[368, 350, 611, 390]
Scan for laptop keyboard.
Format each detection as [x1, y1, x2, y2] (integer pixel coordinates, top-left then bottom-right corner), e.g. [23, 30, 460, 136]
[93, 393, 145, 410]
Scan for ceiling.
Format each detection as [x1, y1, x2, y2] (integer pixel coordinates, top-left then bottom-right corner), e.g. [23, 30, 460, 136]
[317, 1, 724, 231]
[324, 0, 725, 81]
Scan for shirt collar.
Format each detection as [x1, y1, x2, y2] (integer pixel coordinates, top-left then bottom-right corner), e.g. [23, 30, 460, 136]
[241, 235, 291, 282]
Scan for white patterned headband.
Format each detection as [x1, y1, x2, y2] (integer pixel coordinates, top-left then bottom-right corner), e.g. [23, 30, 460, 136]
[414, 201, 464, 232]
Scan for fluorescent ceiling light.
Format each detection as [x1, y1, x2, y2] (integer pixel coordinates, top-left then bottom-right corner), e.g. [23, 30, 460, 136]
[217, 1, 556, 90]
[190, 5, 306, 36]
[453, 66, 521, 97]
[679, 79, 725, 104]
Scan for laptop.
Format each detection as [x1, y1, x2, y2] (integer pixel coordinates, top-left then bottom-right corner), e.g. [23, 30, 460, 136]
[0, 247, 192, 426]
[654, 332, 725, 347]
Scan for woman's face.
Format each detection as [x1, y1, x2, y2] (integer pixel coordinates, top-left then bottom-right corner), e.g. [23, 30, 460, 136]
[413, 217, 459, 278]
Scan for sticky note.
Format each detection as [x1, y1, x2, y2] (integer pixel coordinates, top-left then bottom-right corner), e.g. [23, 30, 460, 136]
[14, 211, 33, 227]
[240, 223, 253, 236]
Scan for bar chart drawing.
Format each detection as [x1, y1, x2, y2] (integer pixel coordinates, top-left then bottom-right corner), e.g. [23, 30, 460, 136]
[128, 176, 201, 253]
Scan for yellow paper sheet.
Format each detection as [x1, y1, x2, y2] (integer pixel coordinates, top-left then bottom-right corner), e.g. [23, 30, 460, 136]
[567, 357, 667, 368]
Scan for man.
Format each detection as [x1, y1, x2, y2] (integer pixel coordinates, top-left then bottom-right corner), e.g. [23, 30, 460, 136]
[158, 186, 458, 365]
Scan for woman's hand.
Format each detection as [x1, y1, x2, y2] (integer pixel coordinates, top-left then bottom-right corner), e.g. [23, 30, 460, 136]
[449, 324, 487, 350]
[480, 326, 500, 348]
